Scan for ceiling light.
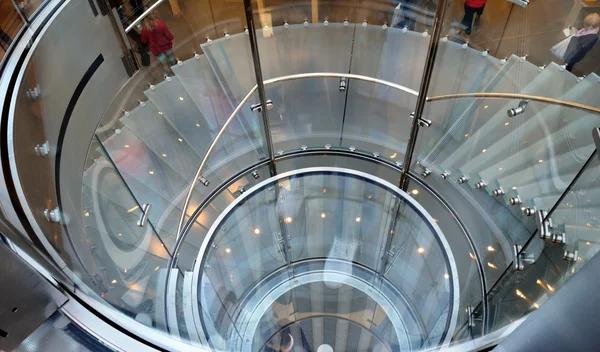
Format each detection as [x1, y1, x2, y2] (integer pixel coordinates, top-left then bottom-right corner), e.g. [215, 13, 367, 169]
[417, 247, 425, 254]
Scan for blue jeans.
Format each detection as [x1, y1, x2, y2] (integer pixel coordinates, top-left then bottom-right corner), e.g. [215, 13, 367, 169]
[157, 49, 176, 73]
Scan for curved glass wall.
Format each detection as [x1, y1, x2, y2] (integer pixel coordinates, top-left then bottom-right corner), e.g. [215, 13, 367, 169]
[192, 168, 458, 351]
[2, 0, 600, 350]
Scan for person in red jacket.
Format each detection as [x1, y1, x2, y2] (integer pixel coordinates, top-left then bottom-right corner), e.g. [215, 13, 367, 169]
[140, 12, 176, 73]
[460, 0, 487, 36]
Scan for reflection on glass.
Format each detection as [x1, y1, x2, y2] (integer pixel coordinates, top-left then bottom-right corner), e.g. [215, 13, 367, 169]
[198, 169, 456, 350]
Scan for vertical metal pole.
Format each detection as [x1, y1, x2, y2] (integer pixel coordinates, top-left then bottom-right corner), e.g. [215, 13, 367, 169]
[243, 0, 277, 176]
[399, 0, 448, 190]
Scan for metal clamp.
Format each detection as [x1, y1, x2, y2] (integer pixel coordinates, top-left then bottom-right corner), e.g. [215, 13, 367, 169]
[562, 250, 578, 262]
[44, 207, 61, 223]
[536, 210, 551, 239]
[508, 196, 522, 206]
[339, 77, 347, 92]
[513, 244, 536, 271]
[409, 112, 432, 128]
[507, 100, 529, 117]
[475, 180, 487, 189]
[136, 204, 151, 227]
[34, 141, 50, 156]
[250, 99, 274, 112]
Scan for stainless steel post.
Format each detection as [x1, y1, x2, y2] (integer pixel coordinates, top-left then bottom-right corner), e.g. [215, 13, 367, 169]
[243, 0, 277, 176]
[399, 0, 448, 190]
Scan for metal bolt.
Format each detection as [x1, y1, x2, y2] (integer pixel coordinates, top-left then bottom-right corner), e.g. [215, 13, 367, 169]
[325, 144, 332, 150]
[562, 250, 577, 262]
[551, 233, 567, 244]
[44, 208, 61, 223]
[523, 208, 535, 216]
[421, 169, 432, 178]
[301, 145, 308, 151]
[458, 176, 469, 184]
[252, 171, 260, 180]
[34, 141, 50, 156]
[475, 180, 487, 189]
[199, 177, 210, 187]
[509, 196, 522, 205]
[441, 171, 450, 180]
[492, 188, 504, 196]
[349, 146, 356, 152]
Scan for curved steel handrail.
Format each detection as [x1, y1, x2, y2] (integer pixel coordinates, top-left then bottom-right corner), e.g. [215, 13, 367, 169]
[426, 92, 600, 114]
[175, 71, 600, 250]
[174, 72, 420, 244]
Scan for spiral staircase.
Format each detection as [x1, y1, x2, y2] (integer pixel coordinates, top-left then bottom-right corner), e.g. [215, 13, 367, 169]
[74, 20, 600, 351]
[3, 0, 600, 351]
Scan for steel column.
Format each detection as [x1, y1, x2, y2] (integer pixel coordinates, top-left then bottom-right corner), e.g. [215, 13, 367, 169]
[243, 0, 277, 176]
[399, 0, 448, 190]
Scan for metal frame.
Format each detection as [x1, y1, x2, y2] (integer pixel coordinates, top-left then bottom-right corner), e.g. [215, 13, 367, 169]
[399, 0, 448, 191]
[190, 166, 461, 350]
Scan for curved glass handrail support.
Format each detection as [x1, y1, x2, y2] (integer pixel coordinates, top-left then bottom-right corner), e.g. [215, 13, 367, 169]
[190, 167, 460, 351]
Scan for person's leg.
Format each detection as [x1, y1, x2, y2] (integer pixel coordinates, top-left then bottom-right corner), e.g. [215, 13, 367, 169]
[460, 4, 476, 35]
[166, 49, 176, 66]
[474, 5, 485, 22]
[157, 52, 170, 73]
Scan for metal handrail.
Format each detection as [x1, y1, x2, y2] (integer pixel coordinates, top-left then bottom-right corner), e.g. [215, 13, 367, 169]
[124, 0, 166, 33]
[427, 92, 600, 114]
[174, 71, 600, 253]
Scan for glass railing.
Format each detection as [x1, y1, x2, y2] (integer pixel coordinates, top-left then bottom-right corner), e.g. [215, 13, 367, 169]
[3, 0, 600, 350]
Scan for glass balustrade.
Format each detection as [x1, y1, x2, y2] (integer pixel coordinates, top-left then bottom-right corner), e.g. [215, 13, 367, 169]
[3, 0, 600, 350]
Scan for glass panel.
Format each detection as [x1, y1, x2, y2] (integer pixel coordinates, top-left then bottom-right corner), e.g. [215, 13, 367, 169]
[484, 153, 600, 335]
[412, 61, 600, 284]
[341, 25, 426, 158]
[197, 169, 456, 350]
[79, 137, 174, 332]
[405, 177, 484, 336]
[255, 23, 354, 151]
[0, 0, 24, 63]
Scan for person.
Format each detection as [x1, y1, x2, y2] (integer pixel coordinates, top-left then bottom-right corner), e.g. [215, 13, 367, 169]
[564, 13, 600, 72]
[395, 0, 429, 31]
[459, 0, 487, 37]
[0, 26, 12, 51]
[140, 12, 176, 73]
